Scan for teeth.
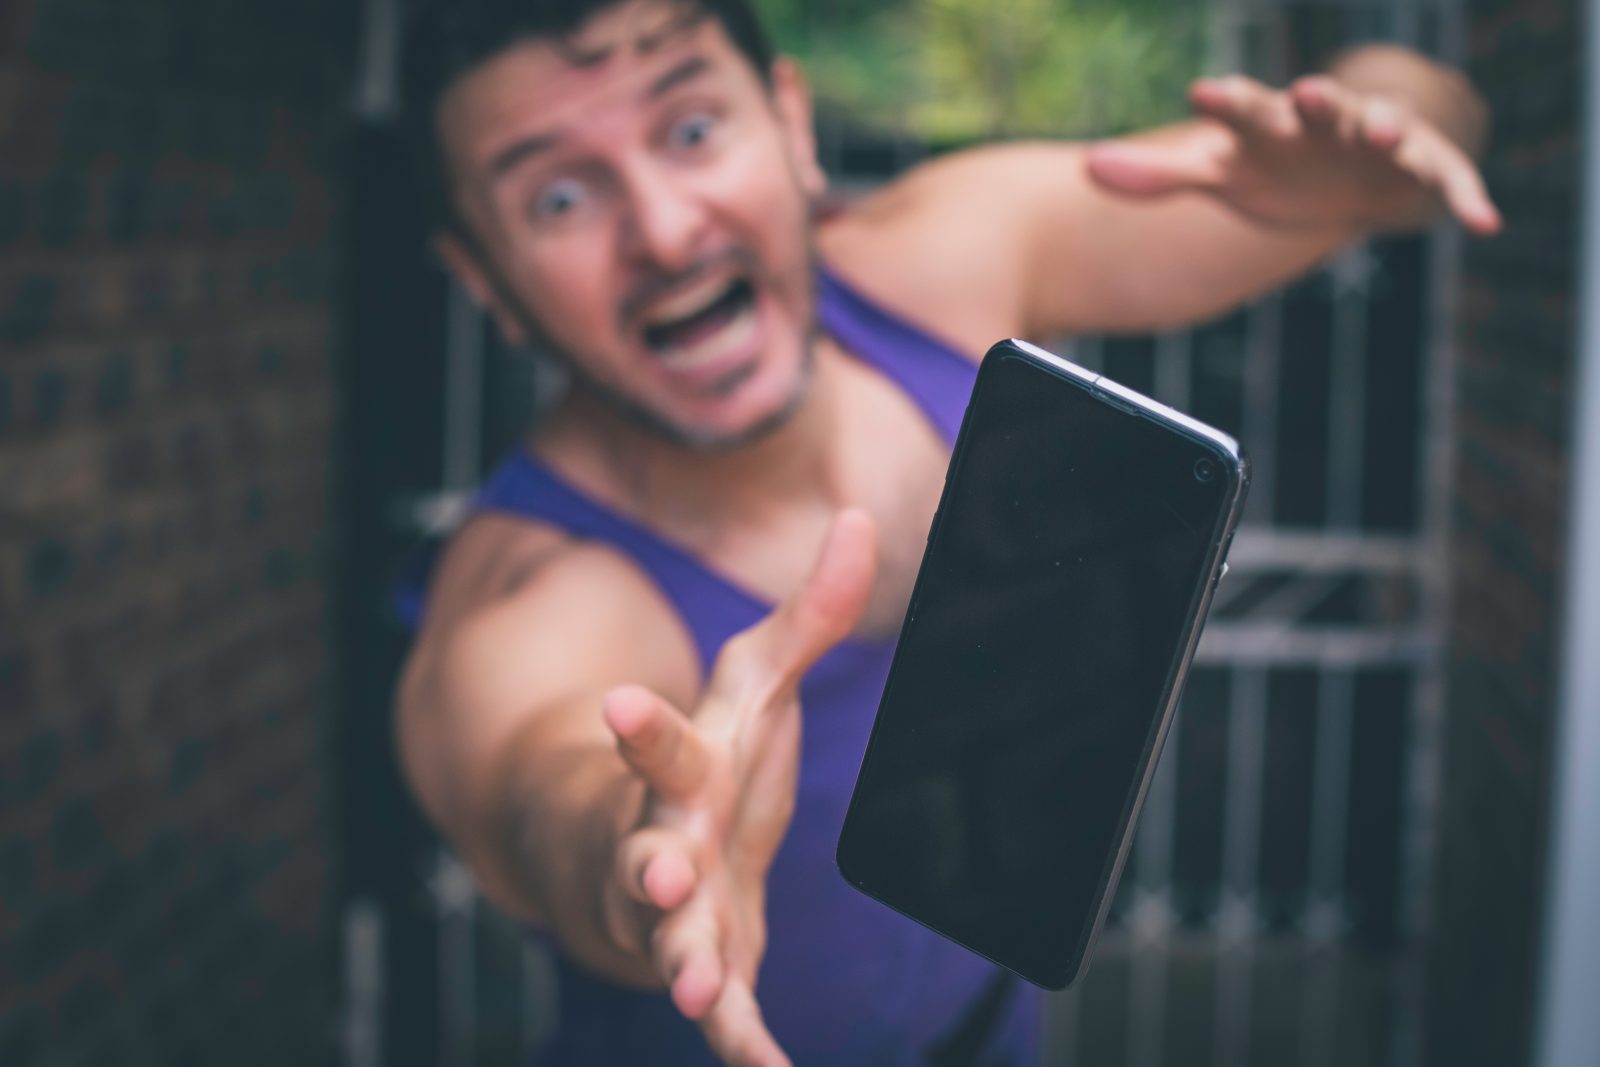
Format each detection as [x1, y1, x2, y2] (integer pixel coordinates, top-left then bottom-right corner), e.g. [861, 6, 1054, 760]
[642, 275, 737, 326]
[656, 300, 756, 369]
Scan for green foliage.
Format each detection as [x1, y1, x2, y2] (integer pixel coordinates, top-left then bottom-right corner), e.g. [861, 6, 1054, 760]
[754, 0, 1205, 143]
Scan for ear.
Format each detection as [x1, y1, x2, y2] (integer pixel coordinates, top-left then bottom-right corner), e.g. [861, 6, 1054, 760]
[431, 229, 530, 346]
[770, 57, 826, 200]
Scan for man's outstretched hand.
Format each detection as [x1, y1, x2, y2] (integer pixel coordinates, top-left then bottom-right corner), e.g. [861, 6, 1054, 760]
[1085, 69, 1501, 237]
[597, 510, 878, 1067]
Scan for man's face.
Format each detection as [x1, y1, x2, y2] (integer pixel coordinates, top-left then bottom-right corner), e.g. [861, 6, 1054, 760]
[434, 1, 826, 448]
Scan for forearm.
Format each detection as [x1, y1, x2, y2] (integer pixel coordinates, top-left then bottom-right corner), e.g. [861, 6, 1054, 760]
[482, 722, 661, 987]
[397, 656, 650, 982]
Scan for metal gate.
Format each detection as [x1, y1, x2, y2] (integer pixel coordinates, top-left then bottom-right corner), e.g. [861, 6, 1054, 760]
[1045, 2, 1464, 1063]
[340, 0, 1466, 1063]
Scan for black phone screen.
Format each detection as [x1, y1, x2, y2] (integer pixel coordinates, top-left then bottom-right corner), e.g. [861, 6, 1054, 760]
[837, 345, 1242, 988]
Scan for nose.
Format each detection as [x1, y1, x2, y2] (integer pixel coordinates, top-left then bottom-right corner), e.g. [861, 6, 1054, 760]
[618, 165, 711, 272]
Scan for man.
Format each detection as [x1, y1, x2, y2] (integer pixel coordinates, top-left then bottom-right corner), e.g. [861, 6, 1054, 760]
[394, 1, 1495, 1064]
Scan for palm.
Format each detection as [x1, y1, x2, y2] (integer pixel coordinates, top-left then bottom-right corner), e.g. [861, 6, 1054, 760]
[663, 675, 804, 984]
[600, 512, 878, 1067]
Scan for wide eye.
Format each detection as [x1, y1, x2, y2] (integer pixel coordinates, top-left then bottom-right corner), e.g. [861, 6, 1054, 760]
[667, 111, 717, 153]
[531, 177, 587, 220]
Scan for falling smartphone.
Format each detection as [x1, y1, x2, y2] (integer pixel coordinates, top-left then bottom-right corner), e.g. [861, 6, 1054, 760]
[837, 338, 1249, 989]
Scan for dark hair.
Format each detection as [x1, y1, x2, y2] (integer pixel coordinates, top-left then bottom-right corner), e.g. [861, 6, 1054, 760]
[401, 0, 777, 228]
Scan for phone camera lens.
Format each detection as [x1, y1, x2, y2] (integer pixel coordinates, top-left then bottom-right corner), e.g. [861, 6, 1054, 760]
[1193, 458, 1217, 483]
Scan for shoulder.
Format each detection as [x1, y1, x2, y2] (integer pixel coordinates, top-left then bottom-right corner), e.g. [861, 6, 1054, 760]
[818, 142, 1093, 354]
[405, 514, 702, 743]
[395, 514, 701, 916]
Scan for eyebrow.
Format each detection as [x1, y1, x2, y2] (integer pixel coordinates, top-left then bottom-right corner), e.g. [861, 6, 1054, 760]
[489, 132, 561, 177]
[646, 54, 710, 100]
[486, 55, 712, 179]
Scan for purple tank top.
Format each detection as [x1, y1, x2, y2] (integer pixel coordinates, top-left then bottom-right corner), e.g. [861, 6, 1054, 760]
[406, 266, 1041, 1066]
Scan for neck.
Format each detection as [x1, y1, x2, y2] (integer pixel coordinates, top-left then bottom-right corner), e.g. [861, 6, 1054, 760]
[541, 340, 852, 538]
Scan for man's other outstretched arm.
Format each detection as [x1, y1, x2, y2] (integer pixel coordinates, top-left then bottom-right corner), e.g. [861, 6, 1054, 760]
[825, 44, 1494, 345]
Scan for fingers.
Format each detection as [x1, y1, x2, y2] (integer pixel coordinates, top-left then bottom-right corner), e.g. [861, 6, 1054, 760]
[761, 509, 879, 681]
[652, 901, 790, 1067]
[615, 834, 731, 1026]
[1288, 75, 1343, 131]
[706, 509, 879, 704]
[1086, 74, 1299, 199]
[1182, 71, 1500, 237]
[1205, 73, 1409, 154]
[603, 826, 695, 956]
[673, 945, 724, 1021]
[1084, 130, 1232, 197]
[1286, 76, 1392, 145]
[1190, 75, 1298, 139]
[1435, 148, 1503, 235]
[700, 977, 793, 1067]
[1358, 97, 1406, 151]
[651, 897, 724, 1020]
[604, 685, 710, 801]
[1389, 123, 1502, 235]
[616, 826, 697, 909]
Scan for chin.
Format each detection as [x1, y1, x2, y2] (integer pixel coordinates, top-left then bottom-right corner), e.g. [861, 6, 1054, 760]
[657, 344, 813, 452]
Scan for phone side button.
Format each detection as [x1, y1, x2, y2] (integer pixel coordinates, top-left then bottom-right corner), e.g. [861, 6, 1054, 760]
[1209, 562, 1230, 594]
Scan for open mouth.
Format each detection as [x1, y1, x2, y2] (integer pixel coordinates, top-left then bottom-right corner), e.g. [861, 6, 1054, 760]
[640, 278, 757, 368]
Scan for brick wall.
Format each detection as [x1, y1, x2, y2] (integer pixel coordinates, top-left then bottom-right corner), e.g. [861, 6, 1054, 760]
[1427, 0, 1580, 1062]
[0, 1, 354, 1063]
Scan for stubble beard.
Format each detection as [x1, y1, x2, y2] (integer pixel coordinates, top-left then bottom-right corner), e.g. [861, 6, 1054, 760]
[496, 250, 821, 454]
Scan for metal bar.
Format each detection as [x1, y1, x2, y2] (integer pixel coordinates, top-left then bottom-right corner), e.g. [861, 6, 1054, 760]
[1226, 530, 1424, 572]
[1393, 5, 1469, 1062]
[1326, 244, 1374, 530]
[521, 943, 537, 1059]
[392, 489, 473, 536]
[1389, 0, 1423, 51]
[1299, 670, 1354, 1067]
[1533, 0, 1600, 1059]
[444, 283, 486, 491]
[435, 852, 479, 1067]
[1155, 330, 1192, 411]
[1120, 326, 1196, 1067]
[353, 0, 401, 119]
[1207, 0, 1245, 76]
[1127, 723, 1181, 1067]
[1195, 625, 1434, 666]
[1126, 932, 1169, 1067]
[1229, 573, 1345, 625]
[340, 899, 386, 1067]
[521, 940, 555, 1060]
[1046, 982, 1082, 1066]
[1213, 667, 1267, 1067]
[1242, 295, 1283, 526]
[1390, 224, 1461, 1067]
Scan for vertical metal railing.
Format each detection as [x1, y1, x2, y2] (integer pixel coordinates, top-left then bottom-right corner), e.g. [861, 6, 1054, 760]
[1067, 1, 1458, 1063]
[1300, 669, 1354, 1067]
[1212, 666, 1268, 1067]
[1393, 0, 1468, 1050]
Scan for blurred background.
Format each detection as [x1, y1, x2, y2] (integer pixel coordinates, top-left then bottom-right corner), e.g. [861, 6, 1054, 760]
[2, 0, 1597, 1065]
